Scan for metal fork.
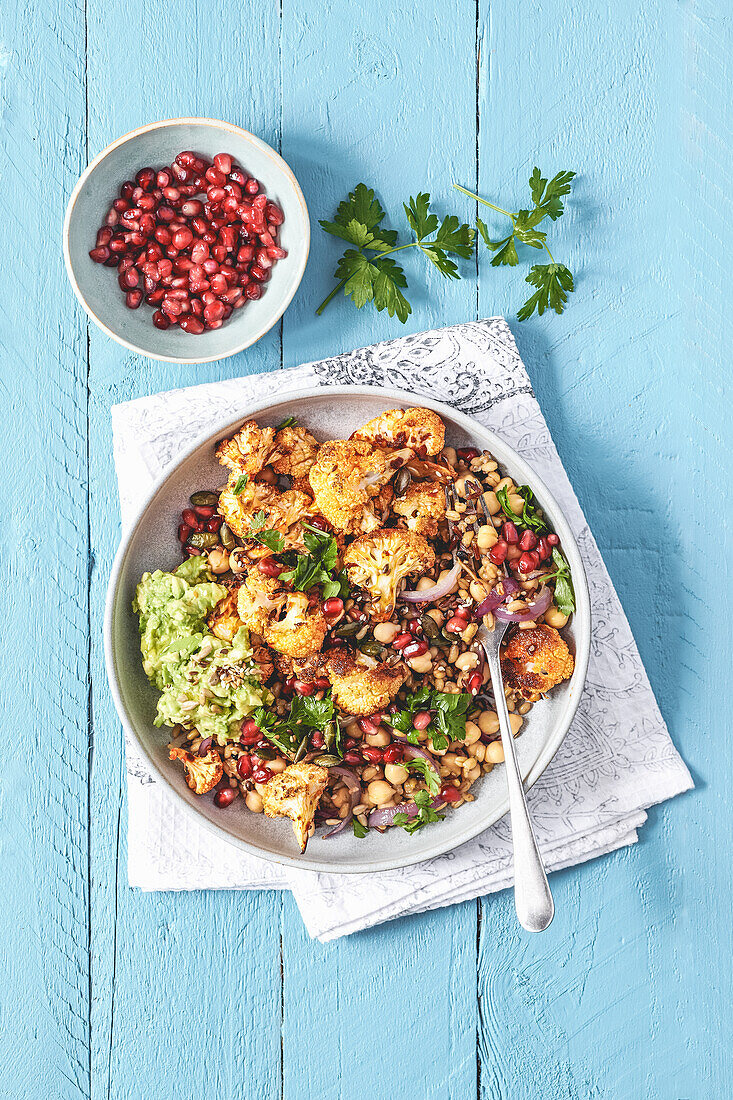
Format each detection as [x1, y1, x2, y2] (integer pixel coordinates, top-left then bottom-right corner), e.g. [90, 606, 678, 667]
[458, 481, 554, 932]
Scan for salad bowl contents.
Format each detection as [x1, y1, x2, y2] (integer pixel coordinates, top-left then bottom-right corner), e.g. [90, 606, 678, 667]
[89, 150, 286, 335]
[133, 405, 577, 855]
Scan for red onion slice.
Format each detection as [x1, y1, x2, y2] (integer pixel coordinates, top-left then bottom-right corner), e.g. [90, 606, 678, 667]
[401, 560, 461, 603]
[368, 795, 444, 828]
[474, 575, 520, 619]
[322, 766, 361, 839]
[494, 585, 553, 623]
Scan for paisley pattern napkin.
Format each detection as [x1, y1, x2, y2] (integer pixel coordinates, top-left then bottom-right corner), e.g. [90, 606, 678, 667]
[111, 318, 692, 941]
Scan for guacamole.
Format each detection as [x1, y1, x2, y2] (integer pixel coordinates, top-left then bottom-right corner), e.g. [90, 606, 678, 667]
[133, 555, 270, 743]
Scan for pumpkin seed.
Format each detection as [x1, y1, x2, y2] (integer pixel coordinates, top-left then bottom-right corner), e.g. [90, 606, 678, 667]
[190, 490, 220, 507]
[188, 531, 219, 550]
[357, 638, 383, 657]
[420, 614, 442, 641]
[393, 467, 412, 498]
[335, 620, 361, 638]
[312, 754, 343, 767]
[293, 735, 309, 763]
[220, 522, 236, 550]
[253, 744, 276, 760]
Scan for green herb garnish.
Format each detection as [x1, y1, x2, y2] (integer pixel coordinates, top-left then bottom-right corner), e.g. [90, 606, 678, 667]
[280, 525, 348, 598]
[386, 688, 471, 751]
[274, 416, 298, 431]
[317, 184, 474, 322]
[402, 757, 441, 797]
[548, 548, 575, 616]
[233, 474, 249, 495]
[253, 693, 336, 759]
[496, 485, 549, 535]
[393, 790, 445, 835]
[352, 819, 369, 839]
[245, 510, 286, 552]
[454, 168, 575, 321]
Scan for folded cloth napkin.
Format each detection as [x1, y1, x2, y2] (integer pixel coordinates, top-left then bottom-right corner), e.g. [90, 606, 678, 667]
[112, 318, 693, 941]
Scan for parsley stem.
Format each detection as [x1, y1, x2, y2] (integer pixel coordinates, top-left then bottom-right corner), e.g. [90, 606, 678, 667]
[542, 241, 556, 263]
[315, 242, 418, 315]
[452, 183, 514, 221]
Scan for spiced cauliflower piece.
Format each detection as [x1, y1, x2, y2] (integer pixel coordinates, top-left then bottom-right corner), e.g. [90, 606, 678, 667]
[324, 648, 408, 716]
[216, 419, 277, 475]
[343, 528, 435, 620]
[501, 624, 574, 701]
[236, 572, 285, 636]
[273, 651, 325, 684]
[218, 479, 313, 549]
[264, 591, 328, 659]
[207, 589, 242, 644]
[352, 407, 445, 456]
[308, 440, 410, 533]
[262, 761, 329, 852]
[271, 425, 319, 479]
[392, 481, 446, 537]
[169, 746, 223, 795]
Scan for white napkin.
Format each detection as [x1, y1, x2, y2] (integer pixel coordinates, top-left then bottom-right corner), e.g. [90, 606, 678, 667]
[112, 318, 693, 941]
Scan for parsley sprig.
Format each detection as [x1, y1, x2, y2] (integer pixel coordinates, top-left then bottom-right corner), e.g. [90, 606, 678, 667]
[393, 791, 445, 835]
[496, 485, 549, 535]
[317, 184, 474, 322]
[387, 688, 472, 752]
[454, 168, 575, 321]
[253, 693, 336, 759]
[280, 524, 348, 600]
[534, 548, 576, 616]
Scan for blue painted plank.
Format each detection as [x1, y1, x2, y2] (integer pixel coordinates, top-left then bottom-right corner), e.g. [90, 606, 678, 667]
[475, 2, 731, 1097]
[83, 3, 286, 1096]
[280, 5, 480, 1099]
[0, 2, 90, 1097]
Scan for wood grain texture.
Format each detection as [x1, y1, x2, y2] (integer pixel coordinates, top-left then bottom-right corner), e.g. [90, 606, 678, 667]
[0, 0, 730, 1096]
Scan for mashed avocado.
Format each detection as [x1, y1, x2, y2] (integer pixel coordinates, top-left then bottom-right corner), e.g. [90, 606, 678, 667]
[133, 555, 270, 743]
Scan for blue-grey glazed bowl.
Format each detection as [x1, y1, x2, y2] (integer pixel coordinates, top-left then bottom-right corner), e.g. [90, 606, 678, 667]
[63, 118, 309, 364]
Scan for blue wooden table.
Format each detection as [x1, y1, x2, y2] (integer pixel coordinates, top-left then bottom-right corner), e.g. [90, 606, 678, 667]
[2, 1, 730, 1096]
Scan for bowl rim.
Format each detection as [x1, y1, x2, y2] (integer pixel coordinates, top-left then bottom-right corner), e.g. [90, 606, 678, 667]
[104, 383, 591, 873]
[62, 117, 310, 365]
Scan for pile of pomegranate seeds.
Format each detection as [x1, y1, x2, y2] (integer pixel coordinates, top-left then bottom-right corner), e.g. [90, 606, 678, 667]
[89, 151, 286, 334]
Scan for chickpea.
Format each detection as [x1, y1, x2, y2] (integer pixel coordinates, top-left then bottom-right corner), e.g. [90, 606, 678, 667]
[268, 757, 287, 774]
[442, 752, 461, 773]
[427, 738, 447, 756]
[385, 763, 409, 785]
[482, 490, 501, 515]
[208, 547, 230, 573]
[245, 791, 264, 812]
[508, 493, 525, 516]
[470, 741, 486, 762]
[469, 580, 488, 603]
[442, 446, 458, 467]
[495, 477, 513, 492]
[465, 762, 481, 783]
[362, 765, 379, 782]
[478, 710, 500, 735]
[367, 780, 395, 806]
[486, 741, 505, 764]
[510, 713, 523, 736]
[346, 720, 361, 739]
[374, 621, 400, 643]
[464, 721, 482, 745]
[455, 651, 479, 672]
[544, 606, 569, 628]
[476, 524, 498, 550]
[365, 728, 390, 747]
[408, 653, 433, 674]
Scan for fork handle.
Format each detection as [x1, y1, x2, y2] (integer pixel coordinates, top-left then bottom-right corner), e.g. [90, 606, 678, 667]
[484, 646, 555, 932]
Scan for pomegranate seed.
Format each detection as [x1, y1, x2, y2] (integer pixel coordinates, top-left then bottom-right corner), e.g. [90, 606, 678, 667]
[181, 199, 203, 217]
[135, 167, 155, 191]
[489, 540, 508, 565]
[413, 711, 432, 730]
[406, 618, 422, 636]
[137, 194, 157, 211]
[535, 537, 550, 560]
[519, 530, 537, 551]
[214, 153, 233, 175]
[503, 521, 519, 544]
[467, 671, 483, 694]
[153, 310, 170, 329]
[245, 284, 262, 300]
[252, 767, 270, 784]
[249, 264, 266, 282]
[125, 289, 143, 309]
[240, 719, 261, 745]
[547, 533, 560, 547]
[445, 615, 466, 634]
[343, 751, 361, 766]
[518, 552, 536, 574]
[293, 681, 316, 697]
[176, 150, 197, 168]
[457, 447, 480, 460]
[362, 747, 383, 764]
[203, 300, 225, 323]
[205, 516, 222, 532]
[392, 632, 413, 650]
[192, 504, 215, 519]
[258, 558, 285, 577]
[89, 246, 110, 263]
[178, 522, 192, 543]
[245, 178, 260, 195]
[383, 745, 404, 764]
[358, 717, 380, 736]
[105, 209, 119, 226]
[439, 785, 461, 803]
[181, 508, 199, 529]
[120, 181, 135, 200]
[156, 170, 172, 189]
[323, 597, 344, 616]
[179, 315, 204, 334]
[266, 202, 284, 225]
[314, 678, 331, 689]
[267, 245, 287, 260]
[237, 756, 252, 779]
[172, 226, 193, 249]
[214, 788, 237, 808]
[403, 639, 428, 658]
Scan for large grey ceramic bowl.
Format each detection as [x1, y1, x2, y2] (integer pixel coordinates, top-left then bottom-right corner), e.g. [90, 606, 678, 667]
[105, 386, 590, 873]
[63, 118, 309, 363]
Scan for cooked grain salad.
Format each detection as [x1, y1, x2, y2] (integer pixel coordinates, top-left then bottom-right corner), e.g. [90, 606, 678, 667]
[135, 407, 575, 852]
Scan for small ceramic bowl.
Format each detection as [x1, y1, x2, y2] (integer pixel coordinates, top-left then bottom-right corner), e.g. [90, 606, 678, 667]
[63, 118, 309, 364]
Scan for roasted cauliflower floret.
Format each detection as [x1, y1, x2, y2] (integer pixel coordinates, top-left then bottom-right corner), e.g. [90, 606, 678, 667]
[343, 528, 435, 620]
[219, 479, 313, 549]
[207, 589, 242, 644]
[273, 651, 325, 684]
[216, 419, 277, 475]
[308, 440, 410, 533]
[251, 644, 275, 683]
[324, 648, 408, 716]
[501, 624, 574, 701]
[271, 425, 319, 479]
[264, 591, 328, 658]
[262, 762, 329, 851]
[352, 407, 445, 456]
[169, 746, 223, 795]
[393, 481, 446, 537]
[236, 572, 285, 636]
